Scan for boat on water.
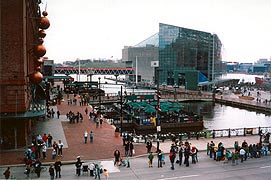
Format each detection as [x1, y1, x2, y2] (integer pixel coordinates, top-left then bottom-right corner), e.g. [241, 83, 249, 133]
[255, 73, 271, 87]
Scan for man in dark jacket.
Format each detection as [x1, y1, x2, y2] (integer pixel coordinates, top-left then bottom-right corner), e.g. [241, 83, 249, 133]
[75, 156, 82, 176]
[54, 158, 62, 178]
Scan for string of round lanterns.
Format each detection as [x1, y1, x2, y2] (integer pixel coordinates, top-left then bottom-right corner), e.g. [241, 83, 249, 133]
[30, 10, 50, 85]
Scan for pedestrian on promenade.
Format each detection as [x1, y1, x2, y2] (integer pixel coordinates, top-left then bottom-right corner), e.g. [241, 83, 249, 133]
[206, 142, 210, 155]
[178, 143, 184, 166]
[3, 167, 10, 179]
[99, 118, 103, 127]
[85, 107, 88, 115]
[209, 141, 215, 158]
[146, 140, 152, 153]
[239, 148, 246, 163]
[124, 141, 129, 156]
[54, 158, 62, 178]
[52, 149, 57, 159]
[51, 108, 55, 118]
[84, 131, 88, 144]
[49, 164, 54, 180]
[53, 141, 58, 156]
[169, 147, 176, 170]
[48, 134, 53, 147]
[114, 150, 121, 166]
[90, 131, 94, 142]
[148, 152, 154, 167]
[57, 110, 60, 119]
[184, 142, 190, 167]
[104, 169, 109, 180]
[42, 142, 47, 159]
[94, 163, 101, 179]
[58, 140, 63, 157]
[75, 156, 82, 176]
[157, 149, 163, 168]
[96, 118, 99, 128]
[129, 141, 134, 157]
[42, 133, 48, 146]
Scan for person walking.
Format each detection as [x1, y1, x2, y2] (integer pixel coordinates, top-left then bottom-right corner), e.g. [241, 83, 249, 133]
[49, 164, 55, 180]
[48, 134, 53, 147]
[3, 167, 10, 179]
[146, 140, 152, 153]
[54, 158, 62, 178]
[169, 149, 176, 170]
[57, 110, 60, 119]
[114, 150, 121, 166]
[129, 141, 134, 157]
[90, 131, 94, 142]
[75, 156, 82, 176]
[84, 131, 88, 144]
[103, 169, 109, 180]
[178, 144, 184, 166]
[85, 107, 88, 115]
[124, 141, 129, 157]
[53, 141, 58, 156]
[42, 142, 47, 159]
[148, 152, 154, 167]
[94, 163, 101, 179]
[157, 150, 163, 168]
[58, 140, 63, 157]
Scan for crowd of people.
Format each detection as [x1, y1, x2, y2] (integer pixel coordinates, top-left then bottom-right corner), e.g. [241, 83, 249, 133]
[22, 132, 64, 178]
[207, 133, 271, 165]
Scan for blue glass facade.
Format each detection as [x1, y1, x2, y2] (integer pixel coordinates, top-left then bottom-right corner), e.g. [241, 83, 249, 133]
[158, 23, 222, 86]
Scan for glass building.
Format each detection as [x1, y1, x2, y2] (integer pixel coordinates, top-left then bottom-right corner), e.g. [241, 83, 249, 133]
[158, 23, 222, 89]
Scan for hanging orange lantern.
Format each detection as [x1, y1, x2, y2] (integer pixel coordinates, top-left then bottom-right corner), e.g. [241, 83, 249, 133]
[38, 30, 46, 38]
[29, 71, 43, 84]
[42, 11, 48, 16]
[37, 38, 44, 44]
[34, 45, 46, 57]
[39, 17, 50, 29]
[35, 65, 42, 71]
[35, 58, 43, 64]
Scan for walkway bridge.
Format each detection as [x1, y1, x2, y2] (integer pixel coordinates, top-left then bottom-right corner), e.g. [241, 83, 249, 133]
[54, 67, 134, 75]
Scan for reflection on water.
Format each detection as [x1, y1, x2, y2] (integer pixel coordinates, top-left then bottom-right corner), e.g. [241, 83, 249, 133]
[180, 102, 271, 130]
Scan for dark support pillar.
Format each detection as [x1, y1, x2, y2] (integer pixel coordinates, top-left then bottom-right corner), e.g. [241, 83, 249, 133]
[213, 130, 215, 139]
[244, 128, 246, 136]
[228, 128, 231, 138]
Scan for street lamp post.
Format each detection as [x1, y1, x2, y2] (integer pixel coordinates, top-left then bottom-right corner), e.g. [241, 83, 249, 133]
[98, 77, 101, 115]
[120, 86, 123, 135]
[155, 68, 162, 152]
[173, 83, 179, 101]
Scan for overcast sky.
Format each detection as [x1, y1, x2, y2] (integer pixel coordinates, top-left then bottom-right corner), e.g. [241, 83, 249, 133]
[41, 0, 271, 63]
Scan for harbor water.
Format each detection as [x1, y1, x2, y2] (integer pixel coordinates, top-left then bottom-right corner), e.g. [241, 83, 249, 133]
[69, 74, 271, 130]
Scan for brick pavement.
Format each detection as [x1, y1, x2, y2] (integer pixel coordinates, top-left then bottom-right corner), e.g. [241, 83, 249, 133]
[0, 96, 148, 166]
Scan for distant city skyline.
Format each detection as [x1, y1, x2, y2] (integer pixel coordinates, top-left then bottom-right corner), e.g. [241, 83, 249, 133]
[41, 0, 271, 63]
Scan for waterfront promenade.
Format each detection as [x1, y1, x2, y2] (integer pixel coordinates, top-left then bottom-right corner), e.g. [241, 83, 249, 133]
[0, 89, 269, 167]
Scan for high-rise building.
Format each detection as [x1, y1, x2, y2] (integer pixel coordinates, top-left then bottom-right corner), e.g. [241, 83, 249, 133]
[159, 23, 222, 89]
[0, 0, 48, 148]
[122, 23, 223, 90]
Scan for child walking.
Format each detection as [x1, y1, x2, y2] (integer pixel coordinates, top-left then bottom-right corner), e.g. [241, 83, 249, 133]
[104, 169, 109, 179]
